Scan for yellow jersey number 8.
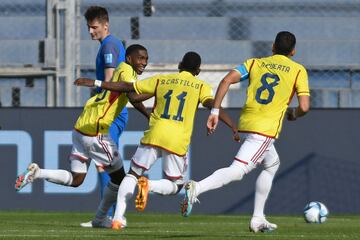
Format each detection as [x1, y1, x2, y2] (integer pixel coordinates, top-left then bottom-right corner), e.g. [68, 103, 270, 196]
[255, 73, 280, 104]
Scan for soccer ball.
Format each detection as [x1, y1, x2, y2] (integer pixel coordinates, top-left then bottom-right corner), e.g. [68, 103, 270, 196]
[303, 201, 329, 223]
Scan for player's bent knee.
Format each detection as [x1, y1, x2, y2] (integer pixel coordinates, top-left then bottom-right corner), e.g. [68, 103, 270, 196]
[231, 160, 255, 177]
[265, 159, 280, 175]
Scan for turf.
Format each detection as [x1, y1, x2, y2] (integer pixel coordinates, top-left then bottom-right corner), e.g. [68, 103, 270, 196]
[0, 211, 359, 239]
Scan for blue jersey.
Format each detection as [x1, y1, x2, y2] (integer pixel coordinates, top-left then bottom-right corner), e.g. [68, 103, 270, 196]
[96, 34, 127, 145]
[96, 34, 125, 82]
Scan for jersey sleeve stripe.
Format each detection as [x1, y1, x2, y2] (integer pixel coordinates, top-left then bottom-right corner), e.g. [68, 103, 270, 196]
[134, 81, 141, 94]
[247, 59, 256, 85]
[198, 84, 214, 103]
[287, 70, 301, 105]
[152, 79, 160, 113]
[198, 83, 203, 103]
[297, 91, 310, 96]
[274, 110, 286, 138]
[201, 96, 214, 103]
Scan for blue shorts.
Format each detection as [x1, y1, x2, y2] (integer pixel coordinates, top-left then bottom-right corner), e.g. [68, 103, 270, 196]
[109, 107, 128, 146]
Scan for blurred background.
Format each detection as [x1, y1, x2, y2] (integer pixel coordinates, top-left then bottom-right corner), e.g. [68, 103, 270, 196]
[0, 0, 359, 108]
[1, 0, 360, 214]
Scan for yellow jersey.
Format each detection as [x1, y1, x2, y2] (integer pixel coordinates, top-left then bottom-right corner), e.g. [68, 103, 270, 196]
[134, 71, 213, 156]
[235, 54, 310, 138]
[74, 62, 137, 136]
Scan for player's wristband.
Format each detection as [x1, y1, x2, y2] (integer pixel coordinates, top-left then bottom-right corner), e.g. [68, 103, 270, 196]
[210, 108, 220, 116]
[94, 80, 102, 87]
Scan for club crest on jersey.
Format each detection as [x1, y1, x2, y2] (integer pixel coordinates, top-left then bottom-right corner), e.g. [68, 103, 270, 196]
[104, 54, 113, 64]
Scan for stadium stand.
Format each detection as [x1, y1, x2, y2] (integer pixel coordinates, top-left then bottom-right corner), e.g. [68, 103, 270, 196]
[0, 0, 359, 107]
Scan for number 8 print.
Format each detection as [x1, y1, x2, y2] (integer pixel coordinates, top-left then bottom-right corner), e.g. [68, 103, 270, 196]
[255, 73, 280, 104]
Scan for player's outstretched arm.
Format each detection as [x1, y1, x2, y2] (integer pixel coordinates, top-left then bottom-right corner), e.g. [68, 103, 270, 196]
[287, 95, 310, 121]
[74, 78, 135, 92]
[74, 78, 95, 87]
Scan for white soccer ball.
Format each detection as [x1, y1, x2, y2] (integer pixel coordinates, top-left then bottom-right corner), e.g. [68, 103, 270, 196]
[303, 201, 329, 223]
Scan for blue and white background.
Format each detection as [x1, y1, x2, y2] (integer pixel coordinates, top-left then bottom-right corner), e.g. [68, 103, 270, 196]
[1, 108, 359, 214]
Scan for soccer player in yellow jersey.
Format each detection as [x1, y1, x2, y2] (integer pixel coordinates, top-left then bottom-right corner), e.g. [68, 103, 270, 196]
[74, 51, 238, 230]
[15, 44, 150, 228]
[182, 31, 310, 233]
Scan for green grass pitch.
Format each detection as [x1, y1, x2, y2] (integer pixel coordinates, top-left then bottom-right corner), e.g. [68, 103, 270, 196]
[0, 211, 359, 239]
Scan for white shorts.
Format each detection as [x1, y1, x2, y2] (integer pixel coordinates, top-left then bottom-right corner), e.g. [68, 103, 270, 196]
[69, 130, 123, 174]
[234, 133, 279, 173]
[131, 144, 188, 185]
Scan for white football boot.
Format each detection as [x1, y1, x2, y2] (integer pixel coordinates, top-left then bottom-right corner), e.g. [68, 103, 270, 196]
[80, 217, 113, 228]
[249, 216, 278, 233]
[15, 163, 40, 191]
[181, 180, 200, 217]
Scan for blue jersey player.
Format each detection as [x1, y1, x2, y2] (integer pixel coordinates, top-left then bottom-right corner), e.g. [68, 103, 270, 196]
[83, 5, 127, 222]
[94, 19, 128, 147]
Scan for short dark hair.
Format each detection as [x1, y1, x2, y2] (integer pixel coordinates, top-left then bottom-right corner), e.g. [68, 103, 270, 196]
[180, 52, 201, 72]
[273, 31, 296, 55]
[126, 44, 147, 57]
[84, 6, 109, 24]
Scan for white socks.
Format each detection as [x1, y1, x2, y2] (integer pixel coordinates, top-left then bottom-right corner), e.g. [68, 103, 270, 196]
[197, 161, 248, 196]
[113, 174, 137, 222]
[38, 169, 73, 186]
[149, 179, 178, 195]
[95, 181, 119, 220]
[253, 163, 279, 218]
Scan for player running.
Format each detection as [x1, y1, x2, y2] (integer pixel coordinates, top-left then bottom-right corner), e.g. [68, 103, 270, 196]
[74, 51, 239, 230]
[181, 31, 310, 233]
[15, 44, 150, 228]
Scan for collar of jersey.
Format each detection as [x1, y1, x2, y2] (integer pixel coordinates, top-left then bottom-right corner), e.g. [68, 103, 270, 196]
[101, 34, 113, 46]
[180, 71, 193, 77]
